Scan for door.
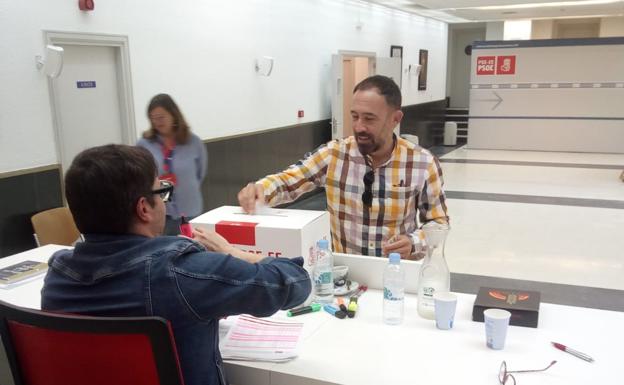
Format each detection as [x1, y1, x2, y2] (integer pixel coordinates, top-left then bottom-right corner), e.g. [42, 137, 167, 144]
[342, 56, 371, 138]
[52, 44, 126, 173]
[332, 53, 402, 139]
[374, 57, 402, 87]
[331, 54, 344, 139]
[374, 56, 402, 135]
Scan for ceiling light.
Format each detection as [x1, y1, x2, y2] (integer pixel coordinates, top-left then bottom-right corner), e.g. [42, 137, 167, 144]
[469, 0, 620, 11]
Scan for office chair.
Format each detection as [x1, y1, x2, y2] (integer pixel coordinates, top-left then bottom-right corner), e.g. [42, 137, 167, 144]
[31, 207, 82, 247]
[0, 300, 185, 385]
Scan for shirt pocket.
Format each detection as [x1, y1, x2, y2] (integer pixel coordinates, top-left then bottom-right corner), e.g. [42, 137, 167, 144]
[380, 184, 417, 226]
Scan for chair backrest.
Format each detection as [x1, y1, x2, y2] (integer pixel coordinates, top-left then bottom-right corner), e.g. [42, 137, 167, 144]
[0, 300, 185, 385]
[31, 207, 81, 246]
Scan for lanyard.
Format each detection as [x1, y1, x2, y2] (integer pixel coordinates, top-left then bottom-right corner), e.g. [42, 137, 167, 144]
[160, 141, 175, 174]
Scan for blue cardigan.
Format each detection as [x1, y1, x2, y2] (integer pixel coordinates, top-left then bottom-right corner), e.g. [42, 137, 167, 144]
[137, 134, 207, 218]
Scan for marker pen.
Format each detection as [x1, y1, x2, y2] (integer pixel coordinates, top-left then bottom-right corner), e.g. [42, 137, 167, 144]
[287, 303, 322, 317]
[337, 297, 348, 313]
[323, 304, 346, 319]
[179, 215, 193, 238]
[346, 298, 357, 318]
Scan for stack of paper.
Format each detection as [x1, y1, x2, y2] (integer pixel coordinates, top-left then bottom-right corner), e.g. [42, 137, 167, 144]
[219, 315, 304, 362]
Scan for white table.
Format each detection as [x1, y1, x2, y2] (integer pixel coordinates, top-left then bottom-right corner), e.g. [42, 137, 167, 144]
[0, 244, 70, 310]
[2, 245, 622, 385]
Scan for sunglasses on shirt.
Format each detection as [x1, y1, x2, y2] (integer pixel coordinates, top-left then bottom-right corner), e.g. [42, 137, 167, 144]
[362, 169, 374, 207]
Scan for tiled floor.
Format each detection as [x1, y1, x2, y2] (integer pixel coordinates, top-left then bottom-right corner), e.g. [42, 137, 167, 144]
[440, 146, 624, 291]
[290, 144, 624, 309]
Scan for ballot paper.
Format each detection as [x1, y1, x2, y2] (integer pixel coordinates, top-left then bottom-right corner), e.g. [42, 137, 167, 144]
[219, 315, 304, 362]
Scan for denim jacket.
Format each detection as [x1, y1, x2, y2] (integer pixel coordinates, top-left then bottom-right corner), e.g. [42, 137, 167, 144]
[41, 234, 311, 385]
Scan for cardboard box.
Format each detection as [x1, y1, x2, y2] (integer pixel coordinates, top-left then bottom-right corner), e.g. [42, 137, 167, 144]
[472, 287, 540, 328]
[191, 206, 330, 271]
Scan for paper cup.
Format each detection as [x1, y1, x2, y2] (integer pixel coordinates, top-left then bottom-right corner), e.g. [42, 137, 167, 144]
[484, 308, 511, 350]
[433, 292, 457, 330]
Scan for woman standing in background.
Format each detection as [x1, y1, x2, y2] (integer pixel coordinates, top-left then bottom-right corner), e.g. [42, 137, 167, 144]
[137, 94, 208, 235]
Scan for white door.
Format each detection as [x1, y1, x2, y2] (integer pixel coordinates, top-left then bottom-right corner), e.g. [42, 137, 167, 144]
[374, 56, 402, 135]
[330, 54, 344, 139]
[53, 44, 126, 172]
[374, 57, 402, 87]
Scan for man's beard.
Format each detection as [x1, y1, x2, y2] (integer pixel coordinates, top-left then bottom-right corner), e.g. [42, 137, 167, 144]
[355, 133, 378, 155]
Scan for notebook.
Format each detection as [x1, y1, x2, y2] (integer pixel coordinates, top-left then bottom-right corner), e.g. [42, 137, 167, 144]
[0, 260, 48, 289]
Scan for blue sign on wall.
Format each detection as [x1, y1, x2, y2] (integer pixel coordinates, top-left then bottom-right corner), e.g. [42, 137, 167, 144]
[77, 81, 96, 88]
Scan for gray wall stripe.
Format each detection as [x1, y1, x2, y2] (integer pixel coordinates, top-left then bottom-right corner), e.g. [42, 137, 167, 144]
[446, 191, 624, 209]
[469, 116, 624, 121]
[440, 159, 624, 170]
[451, 272, 624, 312]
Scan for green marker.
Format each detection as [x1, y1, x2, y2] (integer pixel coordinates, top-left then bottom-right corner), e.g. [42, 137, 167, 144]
[287, 303, 322, 317]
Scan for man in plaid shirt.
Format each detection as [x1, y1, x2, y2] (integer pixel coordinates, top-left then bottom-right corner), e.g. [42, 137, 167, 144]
[239, 75, 449, 259]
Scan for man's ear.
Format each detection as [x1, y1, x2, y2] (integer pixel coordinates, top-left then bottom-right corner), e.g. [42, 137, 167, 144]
[135, 196, 152, 223]
[393, 109, 404, 126]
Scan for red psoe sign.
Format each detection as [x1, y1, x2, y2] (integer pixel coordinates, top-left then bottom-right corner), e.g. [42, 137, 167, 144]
[477, 55, 517, 75]
[496, 56, 516, 75]
[476, 56, 496, 75]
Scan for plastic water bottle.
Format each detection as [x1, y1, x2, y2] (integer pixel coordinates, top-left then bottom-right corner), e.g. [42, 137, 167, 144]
[314, 239, 334, 304]
[383, 252, 405, 325]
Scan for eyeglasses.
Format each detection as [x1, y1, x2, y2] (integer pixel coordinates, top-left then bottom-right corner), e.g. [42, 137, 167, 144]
[152, 180, 174, 202]
[362, 169, 374, 207]
[499, 360, 557, 385]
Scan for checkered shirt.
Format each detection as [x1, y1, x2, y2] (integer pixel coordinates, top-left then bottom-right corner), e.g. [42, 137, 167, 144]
[259, 136, 449, 257]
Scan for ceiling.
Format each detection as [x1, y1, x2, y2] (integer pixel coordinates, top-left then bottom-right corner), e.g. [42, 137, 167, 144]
[363, 0, 624, 23]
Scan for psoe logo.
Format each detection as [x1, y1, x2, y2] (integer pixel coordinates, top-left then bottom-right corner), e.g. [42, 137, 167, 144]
[496, 55, 516, 75]
[476, 56, 496, 75]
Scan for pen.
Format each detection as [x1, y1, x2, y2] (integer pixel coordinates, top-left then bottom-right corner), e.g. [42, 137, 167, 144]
[287, 303, 322, 317]
[551, 342, 594, 363]
[350, 285, 368, 300]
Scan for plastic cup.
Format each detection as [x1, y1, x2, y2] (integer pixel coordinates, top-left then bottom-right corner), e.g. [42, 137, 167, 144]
[433, 292, 457, 330]
[484, 308, 511, 350]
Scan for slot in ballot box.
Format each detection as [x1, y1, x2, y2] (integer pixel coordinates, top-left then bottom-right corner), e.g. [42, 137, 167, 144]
[191, 205, 330, 271]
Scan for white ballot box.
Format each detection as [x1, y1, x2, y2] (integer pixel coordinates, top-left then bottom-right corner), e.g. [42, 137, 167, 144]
[191, 206, 330, 271]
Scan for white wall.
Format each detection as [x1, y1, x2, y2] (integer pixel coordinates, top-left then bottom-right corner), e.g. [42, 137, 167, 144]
[0, 0, 448, 173]
[485, 22, 504, 40]
[531, 20, 555, 39]
[600, 16, 624, 37]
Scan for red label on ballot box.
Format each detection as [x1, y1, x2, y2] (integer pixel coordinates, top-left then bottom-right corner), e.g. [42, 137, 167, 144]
[215, 221, 259, 246]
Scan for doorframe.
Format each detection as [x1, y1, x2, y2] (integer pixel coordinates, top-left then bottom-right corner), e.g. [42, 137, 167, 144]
[43, 31, 137, 174]
[338, 50, 377, 73]
[332, 50, 377, 139]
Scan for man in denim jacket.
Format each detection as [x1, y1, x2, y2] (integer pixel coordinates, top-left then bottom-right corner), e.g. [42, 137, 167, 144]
[41, 144, 311, 385]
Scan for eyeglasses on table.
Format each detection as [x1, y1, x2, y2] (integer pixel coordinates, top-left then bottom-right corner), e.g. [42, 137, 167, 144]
[499, 360, 557, 385]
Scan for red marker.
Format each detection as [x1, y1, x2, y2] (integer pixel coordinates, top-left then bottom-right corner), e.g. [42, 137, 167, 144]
[179, 215, 193, 238]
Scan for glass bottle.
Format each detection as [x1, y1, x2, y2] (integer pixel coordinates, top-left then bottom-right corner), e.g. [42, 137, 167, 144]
[417, 222, 450, 320]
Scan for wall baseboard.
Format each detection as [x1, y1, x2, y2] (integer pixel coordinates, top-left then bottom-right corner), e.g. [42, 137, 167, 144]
[401, 99, 447, 148]
[0, 105, 445, 258]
